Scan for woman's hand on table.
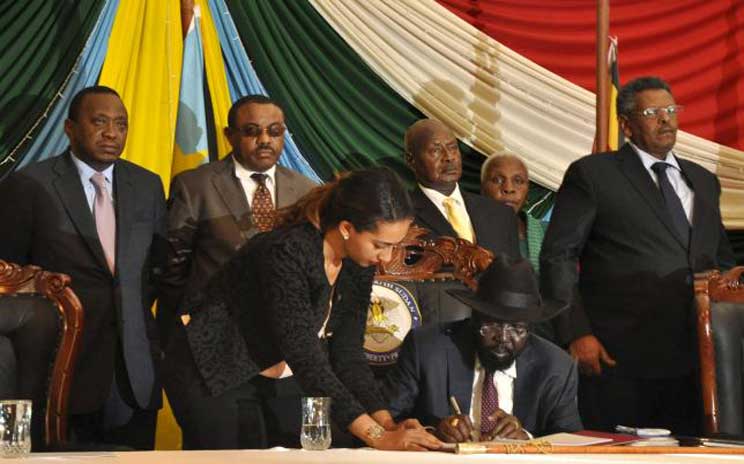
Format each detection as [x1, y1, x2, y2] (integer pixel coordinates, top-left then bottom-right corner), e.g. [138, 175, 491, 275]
[373, 427, 443, 451]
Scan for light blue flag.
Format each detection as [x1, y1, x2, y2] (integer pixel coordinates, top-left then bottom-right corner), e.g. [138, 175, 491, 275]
[207, 0, 321, 183]
[172, 5, 209, 178]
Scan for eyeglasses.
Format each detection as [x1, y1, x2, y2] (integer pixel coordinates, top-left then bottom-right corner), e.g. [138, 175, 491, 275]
[478, 322, 528, 338]
[231, 124, 286, 138]
[634, 105, 684, 119]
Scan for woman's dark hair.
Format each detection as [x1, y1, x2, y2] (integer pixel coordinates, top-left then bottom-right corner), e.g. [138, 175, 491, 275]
[277, 167, 413, 232]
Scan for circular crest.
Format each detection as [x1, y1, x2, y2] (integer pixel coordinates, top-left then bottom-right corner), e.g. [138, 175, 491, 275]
[364, 280, 421, 365]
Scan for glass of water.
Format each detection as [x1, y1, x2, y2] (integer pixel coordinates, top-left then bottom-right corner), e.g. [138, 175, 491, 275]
[0, 400, 32, 458]
[300, 396, 331, 450]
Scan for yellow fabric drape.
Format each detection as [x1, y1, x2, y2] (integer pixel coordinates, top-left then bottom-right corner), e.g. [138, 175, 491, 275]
[311, 0, 744, 228]
[98, 0, 184, 450]
[196, 0, 232, 160]
[98, 0, 183, 194]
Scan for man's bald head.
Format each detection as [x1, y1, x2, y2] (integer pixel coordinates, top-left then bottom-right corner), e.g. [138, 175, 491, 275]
[404, 119, 451, 159]
[404, 119, 462, 195]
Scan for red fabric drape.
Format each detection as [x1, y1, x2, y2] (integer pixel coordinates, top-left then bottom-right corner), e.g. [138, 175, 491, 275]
[438, 0, 744, 151]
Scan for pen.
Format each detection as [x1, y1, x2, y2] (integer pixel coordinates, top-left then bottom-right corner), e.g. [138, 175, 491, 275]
[449, 396, 462, 415]
[449, 396, 475, 441]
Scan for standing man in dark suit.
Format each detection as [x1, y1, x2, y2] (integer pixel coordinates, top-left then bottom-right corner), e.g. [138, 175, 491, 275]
[0, 86, 167, 449]
[384, 257, 580, 440]
[404, 119, 519, 258]
[159, 95, 316, 343]
[540, 76, 735, 435]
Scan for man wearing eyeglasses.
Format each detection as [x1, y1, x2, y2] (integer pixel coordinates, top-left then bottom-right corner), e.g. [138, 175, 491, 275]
[541, 76, 734, 435]
[383, 256, 581, 441]
[159, 95, 316, 448]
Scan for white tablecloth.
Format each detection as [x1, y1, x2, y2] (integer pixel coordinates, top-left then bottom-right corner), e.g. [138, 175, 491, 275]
[15, 448, 744, 464]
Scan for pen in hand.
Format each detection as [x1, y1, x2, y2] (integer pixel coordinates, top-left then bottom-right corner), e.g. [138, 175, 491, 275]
[448, 396, 475, 441]
[449, 396, 462, 416]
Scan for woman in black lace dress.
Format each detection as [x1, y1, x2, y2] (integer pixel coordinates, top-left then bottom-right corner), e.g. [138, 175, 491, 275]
[164, 167, 441, 451]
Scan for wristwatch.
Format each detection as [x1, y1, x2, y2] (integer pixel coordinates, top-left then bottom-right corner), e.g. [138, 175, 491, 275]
[365, 424, 385, 441]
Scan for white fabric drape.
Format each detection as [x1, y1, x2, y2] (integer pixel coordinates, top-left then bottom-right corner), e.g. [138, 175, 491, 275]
[310, 0, 744, 228]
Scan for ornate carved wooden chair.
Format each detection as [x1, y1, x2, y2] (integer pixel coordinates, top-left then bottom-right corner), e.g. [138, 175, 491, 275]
[366, 226, 493, 373]
[694, 266, 744, 437]
[0, 260, 84, 450]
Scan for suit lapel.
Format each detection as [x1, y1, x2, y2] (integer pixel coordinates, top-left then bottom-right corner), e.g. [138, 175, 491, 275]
[512, 339, 536, 422]
[113, 161, 136, 276]
[678, 159, 707, 259]
[211, 156, 252, 231]
[411, 187, 456, 237]
[446, 322, 476, 415]
[275, 166, 296, 209]
[51, 152, 111, 272]
[617, 144, 687, 249]
[462, 192, 485, 244]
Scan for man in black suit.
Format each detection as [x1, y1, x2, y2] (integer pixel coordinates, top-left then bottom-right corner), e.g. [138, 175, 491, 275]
[540, 76, 735, 435]
[404, 119, 519, 258]
[384, 257, 581, 440]
[0, 86, 167, 449]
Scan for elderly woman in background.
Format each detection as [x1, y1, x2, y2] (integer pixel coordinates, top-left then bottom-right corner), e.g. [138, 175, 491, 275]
[481, 154, 554, 342]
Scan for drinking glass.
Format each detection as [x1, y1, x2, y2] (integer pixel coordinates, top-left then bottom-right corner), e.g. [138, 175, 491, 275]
[0, 400, 32, 458]
[300, 397, 331, 450]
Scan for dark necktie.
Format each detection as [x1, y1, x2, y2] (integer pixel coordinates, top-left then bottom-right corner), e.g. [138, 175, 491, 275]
[480, 369, 499, 436]
[651, 162, 690, 246]
[251, 173, 275, 232]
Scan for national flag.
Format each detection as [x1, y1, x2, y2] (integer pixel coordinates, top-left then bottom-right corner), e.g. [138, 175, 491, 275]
[171, 5, 209, 178]
[607, 37, 623, 151]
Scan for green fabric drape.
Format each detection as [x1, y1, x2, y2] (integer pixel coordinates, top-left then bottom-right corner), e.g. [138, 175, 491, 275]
[226, 0, 522, 197]
[0, 0, 103, 174]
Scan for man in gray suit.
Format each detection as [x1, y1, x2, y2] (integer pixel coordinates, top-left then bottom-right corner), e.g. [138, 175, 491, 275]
[159, 95, 316, 448]
[159, 95, 316, 342]
[383, 256, 580, 441]
[0, 86, 167, 449]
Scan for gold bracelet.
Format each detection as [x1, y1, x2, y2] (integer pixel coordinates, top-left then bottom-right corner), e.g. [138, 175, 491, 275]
[365, 424, 385, 441]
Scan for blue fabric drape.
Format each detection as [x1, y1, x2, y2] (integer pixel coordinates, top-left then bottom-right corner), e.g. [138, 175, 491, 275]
[208, 0, 321, 183]
[19, 0, 119, 168]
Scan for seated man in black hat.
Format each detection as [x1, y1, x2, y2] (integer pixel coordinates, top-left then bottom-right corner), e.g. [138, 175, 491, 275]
[383, 256, 581, 441]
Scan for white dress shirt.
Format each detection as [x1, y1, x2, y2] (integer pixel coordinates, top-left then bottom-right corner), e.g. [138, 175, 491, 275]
[70, 151, 115, 213]
[234, 158, 277, 206]
[630, 142, 694, 224]
[469, 356, 518, 440]
[418, 183, 474, 238]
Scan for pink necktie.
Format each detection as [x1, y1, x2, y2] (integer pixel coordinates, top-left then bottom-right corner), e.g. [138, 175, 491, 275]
[91, 173, 116, 274]
[480, 369, 499, 436]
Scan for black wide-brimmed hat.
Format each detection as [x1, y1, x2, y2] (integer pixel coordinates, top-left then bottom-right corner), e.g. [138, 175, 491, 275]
[447, 255, 568, 323]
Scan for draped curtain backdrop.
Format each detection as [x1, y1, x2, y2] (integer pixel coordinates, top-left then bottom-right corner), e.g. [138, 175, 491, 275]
[225, 0, 495, 193]
[0, 0, 103, 177]
[438, 0, 744, 152]
[310, 0, 744, 227]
